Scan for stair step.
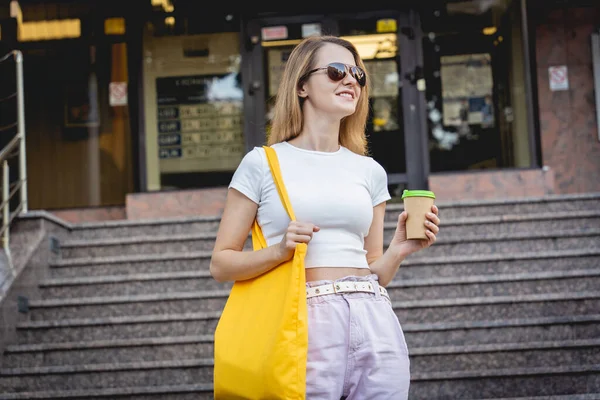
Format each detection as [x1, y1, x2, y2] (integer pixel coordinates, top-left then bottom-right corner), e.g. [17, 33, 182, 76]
[39, 267, 600, 302]
[394, 291, 600, 324]
[0, 384, 213, 399]
[16, 312, 220, 344]
[0, 359, 213, 393]
[409, 338, 600, 372]
[53, 228, 600, 260]
[2, 335, 213, 368]
[56, 219, 600, 259]
[384, 210, 600, 240]
[388, 268, 600, 300]
[62, 232, 218, 247]
[18, 292, 600, 343]
[50, 229, 600, 277]
[29, 263, 600, 318]
[399, 249, 600, 280]
[7, 314, 600, 368]
[12, 310, 600, 348]
[39, 271, 231, 298]
[47, 248, 600, 281]
[3, 339, 597, 394]
[3, 388, 600, 400]
[59, 233, 252, 259]
[49, 252, 213, 278]
[409, 364, 600, 400]
[69, 216, 221, 240]
[411, 228, 600, 259]
[404, 314, 600, 348]
[472, 394, 600, 400]
[9, 335, 594, 374]
[56, 193, 599, 240]
[29, 290, 229, 320]
[403, 248, 600, 267]
[4, 361, 596, 398]
[384, 192, 600, 221]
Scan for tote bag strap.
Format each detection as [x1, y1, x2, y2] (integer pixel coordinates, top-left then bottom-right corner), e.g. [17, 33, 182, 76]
[263, 145, 296, 222]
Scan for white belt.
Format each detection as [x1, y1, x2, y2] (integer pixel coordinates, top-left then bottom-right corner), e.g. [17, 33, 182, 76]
[306, 281, 390, 301]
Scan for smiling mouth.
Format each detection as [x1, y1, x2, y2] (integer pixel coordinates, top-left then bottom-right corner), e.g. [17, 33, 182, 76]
[336, 92, 354, 99]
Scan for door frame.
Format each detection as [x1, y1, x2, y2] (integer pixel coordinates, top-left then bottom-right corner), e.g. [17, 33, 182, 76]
[241, 9, 430, 190]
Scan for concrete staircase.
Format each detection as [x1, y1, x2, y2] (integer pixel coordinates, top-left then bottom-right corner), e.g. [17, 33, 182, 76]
[1, 193, 600, 399]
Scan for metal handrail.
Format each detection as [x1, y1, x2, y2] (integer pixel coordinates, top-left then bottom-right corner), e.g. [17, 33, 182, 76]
[0, 135, 22, 161]
[0, 50, 28, 275]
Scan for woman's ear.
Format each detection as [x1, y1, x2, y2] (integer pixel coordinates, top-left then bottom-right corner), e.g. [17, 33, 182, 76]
[297, 83, 308, 98]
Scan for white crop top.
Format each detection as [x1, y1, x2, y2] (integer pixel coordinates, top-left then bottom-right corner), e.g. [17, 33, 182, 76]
[228, 141, 391, 269]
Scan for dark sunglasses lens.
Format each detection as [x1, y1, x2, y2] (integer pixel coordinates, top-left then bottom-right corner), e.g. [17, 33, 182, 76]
[327, 63, 347, 81]
[351, 66, 366, 86]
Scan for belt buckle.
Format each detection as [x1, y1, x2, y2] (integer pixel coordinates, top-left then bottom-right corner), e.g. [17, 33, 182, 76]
[333, 282, 357, 294]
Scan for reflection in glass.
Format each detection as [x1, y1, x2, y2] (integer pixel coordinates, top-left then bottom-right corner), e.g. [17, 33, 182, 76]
[422, 0, 532, 172]
[342, 31, 405, 175]
[363, 57, 399, 134]
[155, 73, 244, 171]
[207, 72, 243, 101]
[340, 33, 398, 60]
[143, 29, 244, 190]
[264, 46, 294, 138]
[261, 27, 405, 175]
[22, 42, 133, 209]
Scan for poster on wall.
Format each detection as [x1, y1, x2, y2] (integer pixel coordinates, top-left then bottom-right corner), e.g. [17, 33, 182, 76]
[440, 53, 494, 127]
[156, 73, 244, 173]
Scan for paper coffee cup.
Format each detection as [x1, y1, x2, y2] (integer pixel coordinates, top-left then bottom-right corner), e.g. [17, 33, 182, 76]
[401, 190, 436, 240]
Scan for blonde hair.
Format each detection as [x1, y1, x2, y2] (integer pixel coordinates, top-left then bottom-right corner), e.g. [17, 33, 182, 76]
[268, 35, 370, 156]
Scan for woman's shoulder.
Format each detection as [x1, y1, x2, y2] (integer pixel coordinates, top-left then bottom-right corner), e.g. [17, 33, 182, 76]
[235, 146, 268, 174]
[341, 147, 386, 172]
[245, 145, 268, 159]
[249, 142, 287, 154]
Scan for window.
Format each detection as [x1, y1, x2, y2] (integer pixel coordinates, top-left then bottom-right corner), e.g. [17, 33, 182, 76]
[422, 0, 534, 172]
[142, 8, 244, 191]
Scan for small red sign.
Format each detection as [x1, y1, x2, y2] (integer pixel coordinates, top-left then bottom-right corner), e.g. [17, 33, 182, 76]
[109, 82, 128, 106]
[261, 26, 288, 41]
[548, 66, 569, 91]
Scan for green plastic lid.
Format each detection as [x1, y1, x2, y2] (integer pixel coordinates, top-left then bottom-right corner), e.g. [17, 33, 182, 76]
[401, 190, 436, 200]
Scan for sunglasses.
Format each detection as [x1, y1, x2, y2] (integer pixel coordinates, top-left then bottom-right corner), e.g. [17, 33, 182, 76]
[301, 62, 366, 87]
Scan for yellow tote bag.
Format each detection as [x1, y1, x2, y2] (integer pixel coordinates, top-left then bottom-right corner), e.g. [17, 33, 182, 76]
[213, 145, 308, 399]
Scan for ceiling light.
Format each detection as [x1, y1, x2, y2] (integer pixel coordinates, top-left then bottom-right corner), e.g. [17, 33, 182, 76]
[483, 26, 497, 35]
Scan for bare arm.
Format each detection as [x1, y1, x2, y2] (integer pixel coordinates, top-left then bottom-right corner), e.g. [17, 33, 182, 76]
[209, 188, 319, 283]
[365, 203, 441, 287]
[364, 202, 405, 287]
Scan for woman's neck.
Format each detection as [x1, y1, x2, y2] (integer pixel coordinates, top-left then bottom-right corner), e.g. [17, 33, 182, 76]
[291, 110, 341, 152]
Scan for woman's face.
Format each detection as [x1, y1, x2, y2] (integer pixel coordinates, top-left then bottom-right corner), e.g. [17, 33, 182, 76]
[298, 43, 362, 119]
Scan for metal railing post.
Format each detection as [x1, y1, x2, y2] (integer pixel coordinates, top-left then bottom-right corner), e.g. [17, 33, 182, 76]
[14, 50, 28, 213]
[2, 160, 11, 270]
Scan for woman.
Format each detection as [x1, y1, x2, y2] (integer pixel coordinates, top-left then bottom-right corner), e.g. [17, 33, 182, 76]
[210, 35, 440, 399]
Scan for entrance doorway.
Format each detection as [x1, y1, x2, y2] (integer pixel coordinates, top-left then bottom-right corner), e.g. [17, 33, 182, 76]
[242, 10, 429, 195]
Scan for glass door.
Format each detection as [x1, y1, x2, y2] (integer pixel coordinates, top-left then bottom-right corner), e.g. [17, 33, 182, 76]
[246, 11, 425, 195]
[337, 15, 406, 183]
[420, 0, 535, 173]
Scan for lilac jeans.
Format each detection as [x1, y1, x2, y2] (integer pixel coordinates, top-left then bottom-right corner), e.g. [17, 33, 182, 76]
[305, 274, 411, 400]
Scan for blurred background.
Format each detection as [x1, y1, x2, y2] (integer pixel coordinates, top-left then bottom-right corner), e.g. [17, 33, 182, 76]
[0, 0, 599, 221]
[1, 2, 600, 399]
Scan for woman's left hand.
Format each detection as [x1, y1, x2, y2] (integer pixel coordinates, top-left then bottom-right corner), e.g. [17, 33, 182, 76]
[390, 205, 440, 258]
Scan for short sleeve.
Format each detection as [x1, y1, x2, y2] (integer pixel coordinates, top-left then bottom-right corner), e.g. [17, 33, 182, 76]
[228, 147, 266, 204]
[369, 158, 391, 207]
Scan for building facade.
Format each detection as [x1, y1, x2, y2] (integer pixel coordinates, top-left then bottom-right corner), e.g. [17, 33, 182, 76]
[0, 0, 598, 222]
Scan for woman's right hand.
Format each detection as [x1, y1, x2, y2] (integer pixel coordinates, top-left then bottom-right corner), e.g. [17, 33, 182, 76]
[276, 221, 320, 261]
